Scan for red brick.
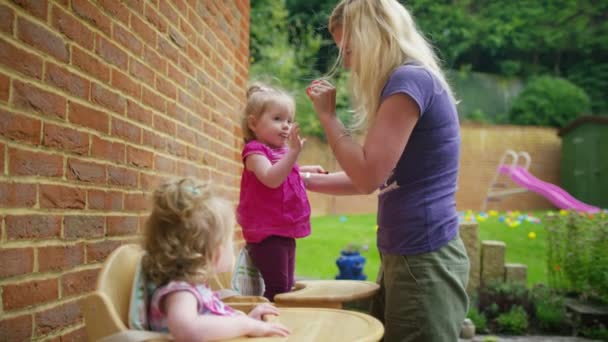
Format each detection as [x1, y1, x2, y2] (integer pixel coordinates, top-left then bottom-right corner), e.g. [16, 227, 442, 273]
[9, 148, 63, 177]
[167, 102, 189, 123]
[86, 240, 120, 263]
[144, 3, 167, 33]
[167, 63, 187, 88]
[0, 72, 8, 102]
[142, 129, 166, 150]
[42, 123, 89, 155]
[124, 0, 144, 14]
[51, 4, 95, 50]
[0, 109, 42, 145]
[0, 314, 32, 342]
[130, 58, 155, 85]
[13, 0, 48, 20]
[111, 69, 140, 99]
[40, 184, 86, 209]
[67, 158, 106, 184]
[68, 101, 109, 134]
[113, 24, 143, 56]
[155, 75, 177, 99]
[127, 100, 152, 125]
[12, 80, 66, 119]
[72, 46, 110, 83]
[154, 153, 175, 173]
[187, 146, 203, 163]
[158, 36, 178, 64]
[88, 189, 122, 210]
[140, 172, 163, 191]
[63, 215, 104, 239]
[97, 0, 129, 26]
[72, 0, 111, 36]
[38, 244, 85, 272]
[154, 114, 176, 135]
[6, 215, 62, 240]
[124, 192, 148, 211]
[146, 47, 166, 76]
[0, 182, 36, 208]
[91, 82, 126, 114]
[107, 215, 138, 236]
[59, 326, 87, 342]
[0, 4, 14, 34]
[107, 166, 138, 188]
[142, 86, 165, 113]
[17, 17, 69, 62]
[0, 247, 34, 278]
[177, 124, 196, 145]
[91, 135, 125, 163]
[0, 38, 44, 79]
[34, 301, 82, 336]
[2, 278, 58, 311]
[130, 14, 156, 47]
[111, 117, 141, 144]
[127, 146, 153, 169]
[62, 268, 98, 297]
[45, 63, 90, 100]
[167, 139, 187, 157]
[96, 35, 128, 69]
[0, 142, 4, 173]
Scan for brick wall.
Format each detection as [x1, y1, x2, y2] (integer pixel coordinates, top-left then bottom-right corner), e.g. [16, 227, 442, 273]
[301, 123, 561, 216]
[0, 0, 249, 340]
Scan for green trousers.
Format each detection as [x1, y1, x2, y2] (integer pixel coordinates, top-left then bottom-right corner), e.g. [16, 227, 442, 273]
[370, 237, 470, 342]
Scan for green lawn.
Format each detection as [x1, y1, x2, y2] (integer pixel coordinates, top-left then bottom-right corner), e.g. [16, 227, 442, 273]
[295, 211, 549, 286]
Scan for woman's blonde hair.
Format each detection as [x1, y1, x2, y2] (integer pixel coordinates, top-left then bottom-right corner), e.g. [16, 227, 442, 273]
[142, 178, 234, 285]
[242, 82, 295, 142]
[329, 0, 454, 130]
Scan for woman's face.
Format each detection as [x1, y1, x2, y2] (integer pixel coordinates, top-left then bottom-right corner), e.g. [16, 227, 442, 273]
[332, 25, 352, 70]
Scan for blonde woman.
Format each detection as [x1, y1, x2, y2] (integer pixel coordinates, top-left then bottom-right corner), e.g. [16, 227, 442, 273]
[306, 0, 470, 340]
[142, 178, 290, 341]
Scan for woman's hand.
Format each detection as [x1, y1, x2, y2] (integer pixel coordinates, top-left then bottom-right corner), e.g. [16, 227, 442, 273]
[306, 79, 337, 122]
[288, 124, 306, 154]
[248, 303, 280, 321]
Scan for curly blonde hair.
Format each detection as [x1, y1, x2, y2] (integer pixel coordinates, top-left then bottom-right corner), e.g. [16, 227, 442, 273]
[242, 82, 295, 143]
[142, 178, 234, 285]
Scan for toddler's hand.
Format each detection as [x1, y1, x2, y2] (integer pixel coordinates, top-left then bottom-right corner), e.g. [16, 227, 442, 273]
[288, 124, 305, 153]
[248, 303, 279, 321]
[247, 320, 290, 338]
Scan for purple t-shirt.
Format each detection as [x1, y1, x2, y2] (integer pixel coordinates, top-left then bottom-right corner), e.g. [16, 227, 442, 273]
[377, 64, 460, 255]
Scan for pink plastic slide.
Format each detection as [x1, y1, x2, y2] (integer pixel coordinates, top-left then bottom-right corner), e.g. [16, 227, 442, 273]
[499, 166, 600, 214]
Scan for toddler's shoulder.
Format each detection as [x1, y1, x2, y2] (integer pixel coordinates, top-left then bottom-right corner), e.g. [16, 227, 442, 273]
[242, 140, 271, 158]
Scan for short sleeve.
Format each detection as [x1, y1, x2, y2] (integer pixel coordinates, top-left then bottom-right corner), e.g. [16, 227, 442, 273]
[381, 65, 435, 115]
[242, 140, 271, 161]
[150, 281, 203, 314]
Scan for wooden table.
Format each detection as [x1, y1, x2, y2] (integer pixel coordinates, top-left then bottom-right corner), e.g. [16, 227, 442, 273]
[273, 280, 380, 309]
[226, 307, 384, 342]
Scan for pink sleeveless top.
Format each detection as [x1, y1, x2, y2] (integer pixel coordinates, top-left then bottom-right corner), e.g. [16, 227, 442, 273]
[236, 140, 311, 243]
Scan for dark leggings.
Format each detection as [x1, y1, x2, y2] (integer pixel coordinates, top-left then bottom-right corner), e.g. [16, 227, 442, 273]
[247, 236, 295, 301]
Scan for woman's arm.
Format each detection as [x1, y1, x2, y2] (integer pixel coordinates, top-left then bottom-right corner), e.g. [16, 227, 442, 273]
[305, 171, 362, 195]
[309, 84, 419, 194]
[165, 292, 290, 342]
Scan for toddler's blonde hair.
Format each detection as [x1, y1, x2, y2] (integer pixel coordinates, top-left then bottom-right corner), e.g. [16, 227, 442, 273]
[329, 0, 455, 130]
[242, 82, 295, 143]
[142, 178, 234, 285]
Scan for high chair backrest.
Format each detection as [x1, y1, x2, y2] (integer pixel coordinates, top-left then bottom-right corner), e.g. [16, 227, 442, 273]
[209, 239, 246, 291]
[98, 244, 144, 325]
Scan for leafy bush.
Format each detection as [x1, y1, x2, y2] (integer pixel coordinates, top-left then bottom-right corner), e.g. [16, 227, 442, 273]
[496, 305, 529, 335]
[467, 306, 488, 333]
[580, 323, 608, 341]
[479, 282, 531, 320]
[509, 76, 591, 127]
[529, 285, 568, 333]
[545, 211, 608, 304]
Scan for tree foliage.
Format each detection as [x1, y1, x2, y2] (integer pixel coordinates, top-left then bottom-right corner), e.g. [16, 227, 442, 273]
[249, 0, 607, 133]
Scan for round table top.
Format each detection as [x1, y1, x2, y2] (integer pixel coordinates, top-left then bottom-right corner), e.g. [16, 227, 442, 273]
[225, 307, 384, 342]
[273, 280, 380, 305]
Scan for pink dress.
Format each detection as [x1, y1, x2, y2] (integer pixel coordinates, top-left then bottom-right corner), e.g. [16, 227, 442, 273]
[237, 140, 311, 243]
[148, 281, 235, 333]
